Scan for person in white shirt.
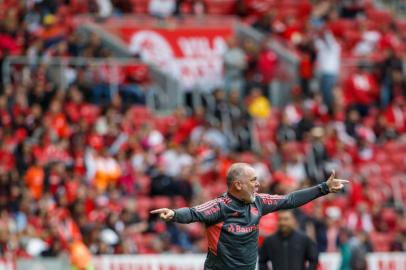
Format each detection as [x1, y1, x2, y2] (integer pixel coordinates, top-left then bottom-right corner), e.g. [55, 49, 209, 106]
[161, 143, 193, 177]
[149, 0, 176, 18]
[315, 27, 341, 109]
[223, 37, 247, 94]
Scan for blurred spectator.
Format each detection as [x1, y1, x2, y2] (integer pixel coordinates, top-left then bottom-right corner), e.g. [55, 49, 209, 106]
[353, 21, 381, 56]
[24, 160, 45, 200]
[344, 62, 379, 117]
[315, 26, 341, 109]
[325, 206, 342, 252]
[70, 240, 94, 270]
[41, 239, 63, 257]
[210, 88, 229, 125]
[285, 151, 307, 185]
[223, 37, 247, 93]
[253, 12, 274, 34]
[149, 0, 176, 18]
[305, 127, 329, 183]
[297, 35, 317, 98]
[295, 107, 316, 141]
[256, 42, 278, 89]
[303, 202, 328, 253]
[161, 143, 193, 178]
[377, 49, 405, 108]
[96, 0, 113, 18]
[384, 96, 406, 134]
[190, 120, 229, 151]
[284, 96, 303, 126]
[276, 114, 296, 144]
[175, 0, 207, 16]
[338, 228, 352, 270]
[390, 228, 406, 251]
[226, 90, 252, 151]
[338, 0, 365, 18]
[247, 87, 271, 119]
[349, 230, 373, 270]
[347, 202, 374, 233]
[111, 0, 133, 14]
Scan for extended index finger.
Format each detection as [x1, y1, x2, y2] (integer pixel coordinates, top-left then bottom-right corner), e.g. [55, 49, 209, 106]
[150, 208, 167, 214]
[334, 179, 350, 184]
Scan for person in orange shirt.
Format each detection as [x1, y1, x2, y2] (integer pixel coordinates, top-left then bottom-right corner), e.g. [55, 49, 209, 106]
[93, 150, 121, 192]
[40, 14, 65, 48]
[24, 160, 45, 200]
[70, 240, 94, 270]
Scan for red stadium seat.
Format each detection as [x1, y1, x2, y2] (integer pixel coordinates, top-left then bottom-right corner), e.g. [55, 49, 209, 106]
[396, 20, 406, 39]
[132, 0, 150, 14]
[366, 9, 393, 25]
[137, 196, 153, 220]
[342, 30, 362, 50]
[136, 175, 151, 195]
[372, 149, 388, 163]
[367, 175, 382, 188]
[135, 233, 158, 253]
[131, 105, 153, 127]
[70, 0, 90, 13]
[204, 0, 236, 15]
[153, 116, 175, 135]
[382, 140, 400, 154]
[389, 152, 405, 170]
[369, 232, 393, 252]
[152, 196, 172, 209]
[174, 196, 188, 208]
[382, 208, 397, 229]
[379, 162, 396, 179]
[239, 152, 255, 164]
[187, 223, 205, 238]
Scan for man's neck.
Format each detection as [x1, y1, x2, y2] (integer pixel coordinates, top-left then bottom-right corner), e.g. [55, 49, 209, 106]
[228, 189, 245, 203]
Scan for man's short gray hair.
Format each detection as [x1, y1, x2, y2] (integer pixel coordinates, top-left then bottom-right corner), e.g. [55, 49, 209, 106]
[226, 163, 249, 187]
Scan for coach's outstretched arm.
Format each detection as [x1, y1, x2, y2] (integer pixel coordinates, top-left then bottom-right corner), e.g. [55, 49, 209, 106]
[259, 170, 349, 215]
[150, 198, 224, 225]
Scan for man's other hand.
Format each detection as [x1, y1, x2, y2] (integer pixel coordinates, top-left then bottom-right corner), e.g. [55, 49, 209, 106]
[150, 208, 175, 221]
[326, 170, 350, 193]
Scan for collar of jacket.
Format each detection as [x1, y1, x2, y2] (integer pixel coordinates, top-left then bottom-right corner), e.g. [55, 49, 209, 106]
[226, 192, 248, 205]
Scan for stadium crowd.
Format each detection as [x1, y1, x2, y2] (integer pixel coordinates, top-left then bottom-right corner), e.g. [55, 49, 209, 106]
[0, 1, 405, 268]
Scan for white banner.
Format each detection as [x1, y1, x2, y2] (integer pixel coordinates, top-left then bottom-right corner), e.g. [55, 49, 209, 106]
[2, 253, 406, 270]
[367, 253, 406, 270]
[0, 259, 14, 270]
[319, 253, 341, 270]
[93, 253, 406, 270]
[93, 255, 206, 270]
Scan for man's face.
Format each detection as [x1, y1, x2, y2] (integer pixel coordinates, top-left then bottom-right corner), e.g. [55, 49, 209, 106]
[278, 211, 295, 235]
[237, 166, 259, 203]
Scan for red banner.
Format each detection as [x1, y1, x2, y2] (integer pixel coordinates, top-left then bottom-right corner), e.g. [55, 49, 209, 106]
[120, 27, 233, 91]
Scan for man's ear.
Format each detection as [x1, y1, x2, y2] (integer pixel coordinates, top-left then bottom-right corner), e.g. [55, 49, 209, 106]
[235, 181, 242, 191]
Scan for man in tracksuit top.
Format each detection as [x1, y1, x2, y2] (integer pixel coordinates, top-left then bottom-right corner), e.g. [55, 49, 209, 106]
[151, 163, 349, 270]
